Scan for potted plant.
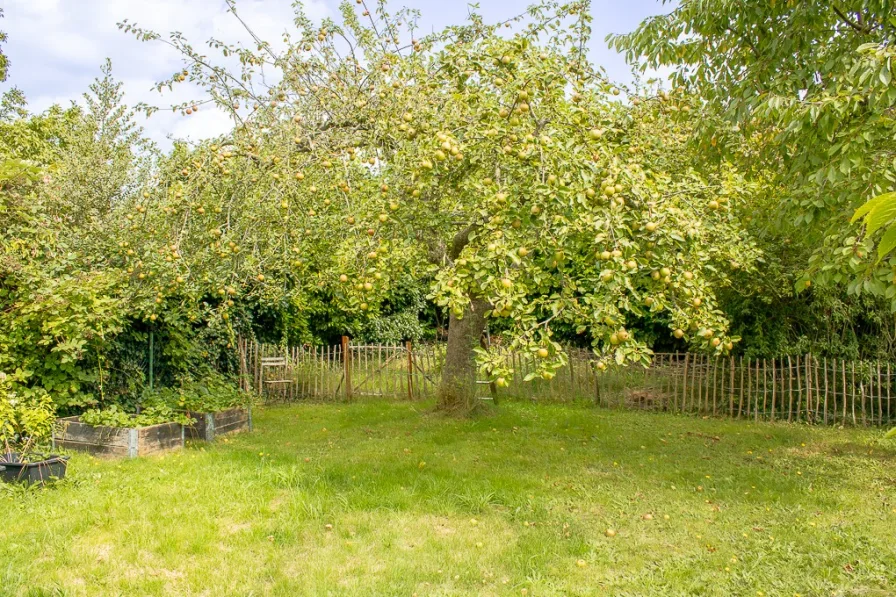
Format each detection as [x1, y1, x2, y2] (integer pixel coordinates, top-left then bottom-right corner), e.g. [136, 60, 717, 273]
[0, 371, 69, 484]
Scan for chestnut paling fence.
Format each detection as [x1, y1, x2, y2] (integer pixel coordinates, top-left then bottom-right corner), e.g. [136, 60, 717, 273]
[238, 338, 895, 427]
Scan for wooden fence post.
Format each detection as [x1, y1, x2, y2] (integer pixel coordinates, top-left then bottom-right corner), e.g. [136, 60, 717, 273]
[823, 357, 829, 425]
[255, 342, 262, 397]
[759, 359, 766, 422]
[342, 336, 352, 402]
[729, 356, 735, 418]
[406, 341, 415, 401]
[755, 358, 761, 420]
[770, 358, 777, 422]
[831, 357, 839, 425]
[712, 357, 719, 415]
[813, 355, 820, 421]
[672, 353, 680, 411]
[697, 354, 704, 412]
[842, 359, 848, 423]
[787, 355, 794, 423]
[696, 355, 703, 413]
[805, 355, 811, 421]
[861, 364, 867, 427]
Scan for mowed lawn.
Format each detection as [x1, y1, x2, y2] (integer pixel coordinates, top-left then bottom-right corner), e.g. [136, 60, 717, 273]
[2, 401, 895, 596]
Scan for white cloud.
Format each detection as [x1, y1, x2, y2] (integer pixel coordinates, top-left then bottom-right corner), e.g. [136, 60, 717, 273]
[2, 0, 331, 148]
[16, 0, 63, 19]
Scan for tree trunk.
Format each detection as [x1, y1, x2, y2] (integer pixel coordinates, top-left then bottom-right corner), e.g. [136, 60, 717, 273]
[438, 296, 490, 413]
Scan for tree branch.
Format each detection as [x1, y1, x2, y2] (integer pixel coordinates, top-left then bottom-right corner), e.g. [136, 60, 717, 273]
[448, 223, 476, 260]
[832, 6, 871, 34]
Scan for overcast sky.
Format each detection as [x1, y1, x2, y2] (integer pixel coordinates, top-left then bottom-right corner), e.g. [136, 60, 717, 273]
[0, 0, 674, 149]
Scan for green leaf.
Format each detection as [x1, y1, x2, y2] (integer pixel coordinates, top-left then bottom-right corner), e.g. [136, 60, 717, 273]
[852, 192, 896, 224]
[877, 226, 896, 262]
[865, 196, 896, 236]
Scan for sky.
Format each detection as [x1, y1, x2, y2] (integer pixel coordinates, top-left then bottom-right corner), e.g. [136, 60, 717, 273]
[0, 0, 674, 149]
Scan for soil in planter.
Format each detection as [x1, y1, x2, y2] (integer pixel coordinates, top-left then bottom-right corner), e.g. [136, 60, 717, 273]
[0, 452, 69, 485]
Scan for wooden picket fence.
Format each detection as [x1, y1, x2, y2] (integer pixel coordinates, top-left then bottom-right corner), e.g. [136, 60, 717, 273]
[613, 353, 894, 426]
[238, 337, 446, 402]
[237, 338, 895, 427]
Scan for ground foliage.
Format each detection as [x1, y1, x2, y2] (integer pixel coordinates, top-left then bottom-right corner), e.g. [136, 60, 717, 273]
[1, 402, 893, 595]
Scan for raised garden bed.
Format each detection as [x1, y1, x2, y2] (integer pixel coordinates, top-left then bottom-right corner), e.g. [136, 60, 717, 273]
[0, 453, 69, 484]
[53, 417, 184, 458]
[184, 407, 252, 441]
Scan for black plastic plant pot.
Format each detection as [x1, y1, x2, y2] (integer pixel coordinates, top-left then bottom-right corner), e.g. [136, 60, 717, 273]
[0, 452, 69, 485]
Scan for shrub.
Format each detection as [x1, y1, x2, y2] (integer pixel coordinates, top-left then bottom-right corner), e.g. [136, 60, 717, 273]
[149, 374, 251, 413]
[0, 371, 56, 454]
[78, 404, 193, 428]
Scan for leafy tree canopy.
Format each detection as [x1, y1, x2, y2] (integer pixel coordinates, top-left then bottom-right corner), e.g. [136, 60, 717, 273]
[0, 8, 8, 83]
[116, 0, 760, 409]
[609, 1, 896, 305]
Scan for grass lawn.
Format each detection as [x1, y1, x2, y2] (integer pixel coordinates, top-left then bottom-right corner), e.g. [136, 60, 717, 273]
[2, 401, 895, 596]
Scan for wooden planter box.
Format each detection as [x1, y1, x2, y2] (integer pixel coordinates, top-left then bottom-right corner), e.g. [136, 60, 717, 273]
[53, 417, 185, 458]
[184, 407, 252, 441]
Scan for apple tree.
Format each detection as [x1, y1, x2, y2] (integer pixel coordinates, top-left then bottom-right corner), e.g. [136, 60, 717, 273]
[120, 0, 759, 411]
